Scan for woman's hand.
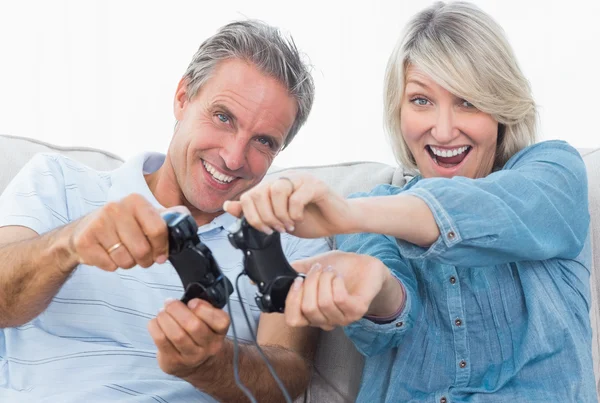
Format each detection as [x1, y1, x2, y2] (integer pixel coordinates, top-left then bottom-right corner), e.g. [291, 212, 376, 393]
[284, 251, 405, 331]
[223, 172, 358, 238]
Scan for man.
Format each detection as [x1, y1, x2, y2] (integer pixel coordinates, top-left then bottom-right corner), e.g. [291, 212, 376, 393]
[0, 20, 328, 402]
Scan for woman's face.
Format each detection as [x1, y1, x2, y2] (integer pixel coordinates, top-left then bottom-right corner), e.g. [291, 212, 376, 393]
[400, 65, 499, 179]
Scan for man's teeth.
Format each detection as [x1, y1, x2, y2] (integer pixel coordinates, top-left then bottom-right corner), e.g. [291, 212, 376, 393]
[203, 161, 235, 183]
[430, 145, 470, 158]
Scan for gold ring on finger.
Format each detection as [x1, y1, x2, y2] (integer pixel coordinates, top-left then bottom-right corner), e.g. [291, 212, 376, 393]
[106, 242, 123, 254]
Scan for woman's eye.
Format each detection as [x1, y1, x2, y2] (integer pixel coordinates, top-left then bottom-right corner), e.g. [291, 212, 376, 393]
[411, 97, 429, 106]
[462, 100, 475, 108]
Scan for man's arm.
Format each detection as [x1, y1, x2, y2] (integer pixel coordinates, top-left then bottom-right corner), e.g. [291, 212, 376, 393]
[192, 312, 317, 401]
[0, 224, 79, 328]
[149, 299, 319, 402]
[0, 194, 171, 328]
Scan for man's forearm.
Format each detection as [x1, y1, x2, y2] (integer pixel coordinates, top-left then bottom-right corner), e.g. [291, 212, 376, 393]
[0, 225, 79, 327]
[185, 339, 311, 402]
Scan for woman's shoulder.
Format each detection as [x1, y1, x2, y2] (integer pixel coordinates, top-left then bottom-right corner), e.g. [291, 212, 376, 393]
[504, 140, 583, 169]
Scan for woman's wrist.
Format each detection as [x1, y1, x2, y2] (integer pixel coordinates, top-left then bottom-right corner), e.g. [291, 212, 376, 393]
[365, 265, 405, 319]
[345, 198, 369, 234]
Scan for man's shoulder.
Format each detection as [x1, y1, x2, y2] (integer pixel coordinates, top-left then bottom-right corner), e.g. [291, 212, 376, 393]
[32, 152, 111, 174]
[13, 152, 114, 212]
[21, 152, 113, 184]
[0, 153, 114, 233]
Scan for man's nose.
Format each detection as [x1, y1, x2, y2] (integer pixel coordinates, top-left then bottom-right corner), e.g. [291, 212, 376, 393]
[219, 136, 247, 172]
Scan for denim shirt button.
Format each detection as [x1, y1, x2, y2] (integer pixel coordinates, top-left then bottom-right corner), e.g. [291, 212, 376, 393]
[455, 318, 462, 327]
[395, 321, 403, 328]
[449, 276, 456, 284]
[459, 360, 467, 368]
[447, 231, 456, 240]
[440, 398, 447, 403]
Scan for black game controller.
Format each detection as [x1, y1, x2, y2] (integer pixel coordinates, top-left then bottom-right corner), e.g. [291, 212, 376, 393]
[228, 217, 303, 313]
[162, 211, 232, 308]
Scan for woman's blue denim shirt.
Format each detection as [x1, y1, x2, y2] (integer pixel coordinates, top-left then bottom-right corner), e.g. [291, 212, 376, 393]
[336, 141, 595, 402]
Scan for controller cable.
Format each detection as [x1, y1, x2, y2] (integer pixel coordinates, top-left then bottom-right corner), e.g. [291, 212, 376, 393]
[223, 273, 255, 403]
[223, 270, 293, 403]
[236, 273, 293, 403]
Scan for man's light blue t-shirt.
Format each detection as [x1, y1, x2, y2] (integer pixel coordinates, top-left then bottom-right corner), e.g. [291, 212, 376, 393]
[0, 152, 329, 402]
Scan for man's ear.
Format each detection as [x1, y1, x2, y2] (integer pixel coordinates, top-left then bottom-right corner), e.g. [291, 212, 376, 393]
[174, 78, 190, 121]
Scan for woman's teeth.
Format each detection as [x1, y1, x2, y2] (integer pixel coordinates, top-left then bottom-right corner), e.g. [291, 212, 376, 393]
[429, 145, 470, 157]
[203, 160, 235, 183]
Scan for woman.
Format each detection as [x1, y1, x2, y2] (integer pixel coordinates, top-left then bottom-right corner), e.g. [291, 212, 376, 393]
[224, 2, 594, 401]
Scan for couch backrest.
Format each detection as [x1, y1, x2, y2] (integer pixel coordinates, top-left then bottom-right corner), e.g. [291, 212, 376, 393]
[582, 149, 600, 397]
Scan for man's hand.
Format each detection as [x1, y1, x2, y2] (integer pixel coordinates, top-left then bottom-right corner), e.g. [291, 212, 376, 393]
[148, 300, 317, 401]
[284, 251, 405, 331]
[223, 172, 359, 238]
[67, 194, 184, 272]
[147, 298, 230, 379]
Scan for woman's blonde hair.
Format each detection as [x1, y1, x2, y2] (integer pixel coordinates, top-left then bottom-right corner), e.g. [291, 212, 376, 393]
[384, 1, 537, 171]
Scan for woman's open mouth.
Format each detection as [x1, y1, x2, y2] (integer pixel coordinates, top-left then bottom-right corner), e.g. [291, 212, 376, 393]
[426, 145, 471, 169]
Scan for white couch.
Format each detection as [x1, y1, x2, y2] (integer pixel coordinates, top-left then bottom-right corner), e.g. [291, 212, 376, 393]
[1, 134, 599, 402]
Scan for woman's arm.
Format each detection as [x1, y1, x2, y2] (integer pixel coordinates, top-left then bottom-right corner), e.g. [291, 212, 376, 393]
[352, 141, 589, 266]
[347, 193, 440, 247]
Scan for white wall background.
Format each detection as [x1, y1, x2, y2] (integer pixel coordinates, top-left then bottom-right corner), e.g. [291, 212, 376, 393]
[0, 0, 599, 168]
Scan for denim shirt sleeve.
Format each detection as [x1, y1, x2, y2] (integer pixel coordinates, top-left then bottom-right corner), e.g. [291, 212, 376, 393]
[335, 189, 420, 357]
[397, 141, 590, 266]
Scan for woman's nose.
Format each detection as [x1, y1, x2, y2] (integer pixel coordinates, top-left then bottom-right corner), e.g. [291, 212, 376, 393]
[430, 108, 460, 144]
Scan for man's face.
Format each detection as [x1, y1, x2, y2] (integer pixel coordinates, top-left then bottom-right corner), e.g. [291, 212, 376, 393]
[169, 58, 297, 217]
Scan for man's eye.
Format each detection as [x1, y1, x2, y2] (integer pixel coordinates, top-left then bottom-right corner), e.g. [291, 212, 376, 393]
[216, 113, 230, 123]
[256, 137, 274, 148]
[411, 97, 429, 106]
[462, 100, 475, 108]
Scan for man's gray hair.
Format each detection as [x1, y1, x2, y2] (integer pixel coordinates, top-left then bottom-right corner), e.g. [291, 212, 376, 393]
[183, 20, 315, 149]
